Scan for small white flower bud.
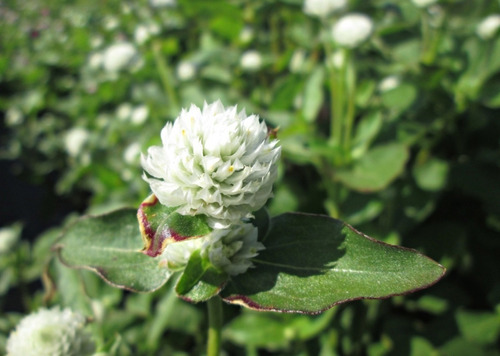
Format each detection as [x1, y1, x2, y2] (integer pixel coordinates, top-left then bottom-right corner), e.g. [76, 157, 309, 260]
[378, 75, 401, 92]
[141, 100, 281, 228]
[176, 61, 196, 81]
[102, 42, 140, 72]
[131, 105, 149, 125]
[64, 127, 89, 157]
[332, 13, 374, 48]
[149, 0, 176, 8]
[303, 0, 347, 18]
[411, 0, 438, 8]
[477, 14, 500, 40]
[7, 307, 95, 356]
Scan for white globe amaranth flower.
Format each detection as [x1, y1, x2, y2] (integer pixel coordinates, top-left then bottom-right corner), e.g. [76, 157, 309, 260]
[7, 307, 95, 356]
[411, 0, 438, 8]
[64, 127, 89, 157]
[378, 75, 401, 92]
[303, 0, 347, 18]
[149, 0, 176, 8]
[477, 14, 500, 40]
[159, 223, 264, 276]
[332, 13, 374, 48]
[102, 42, 140, 72]
[134, 25, 151, 45]
[176, 60, 197, 81]
[240, 50, 263, 71]
[141, 100, 281, 229]
[131, 105, 149, 125]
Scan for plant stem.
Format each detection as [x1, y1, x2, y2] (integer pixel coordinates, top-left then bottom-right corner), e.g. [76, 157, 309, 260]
[343, 50, 356, 160]
[152, 40, 180, 113]
[207, 296, 223, 356]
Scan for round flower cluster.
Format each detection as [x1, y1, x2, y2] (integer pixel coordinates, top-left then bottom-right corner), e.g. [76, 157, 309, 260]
[477, 14, 500, 40]
[141, 100, 281, 229]
[7, 307, 95, 356]
[332, 13, 374, 48]
[303, 0, 347, 18]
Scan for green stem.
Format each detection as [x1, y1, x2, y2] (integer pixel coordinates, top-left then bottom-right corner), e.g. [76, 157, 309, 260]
[343, 50, 356, 161]
[207, 297, 223, 356]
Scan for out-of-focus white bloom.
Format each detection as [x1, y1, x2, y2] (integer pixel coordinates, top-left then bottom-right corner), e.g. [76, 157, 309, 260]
[411, 0, 438, 8]
[131, 105, 149, 125]
[332, 13, 374, 48]
[88, 52, 103, 70]
[303, 0, 347, 18]
[90, 36, 104, 49]
[103, 16, 119, 31]
[141, 100, 281, 228]
[239, 26, 254, 44]
[117, 103, 133, 121]
[124, 143, 142, 164]
[102, 42, 140, 72]
[7, 307, 95, 356]
[330, 49, 345, 69]
[379, 75, 401, 92]
[176, 61, 196, 81]
[289, 50, 306, 73]
[0, 223, 21, 254]
[149, 0, 176, 8]
[5, 107, 23, 126]
[134, 25, 151, 45]
[64, 127, 89, 157]
[240, 50, 262, 71]
[160, 223, 264, 276]
[477, 14, 500, 40]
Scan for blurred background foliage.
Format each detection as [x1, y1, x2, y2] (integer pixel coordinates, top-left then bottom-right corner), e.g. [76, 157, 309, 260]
[1, 0, 500, 355]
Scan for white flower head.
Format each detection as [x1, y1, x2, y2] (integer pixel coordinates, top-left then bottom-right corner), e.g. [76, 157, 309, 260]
[332, 13, 374, 48]
[477, 14, 500, 40]
[0, 223, 21, 254]
[7, 307, 95, 356]
[131, 105, 149, 125]
[378, 75, 401, 92]
[64, 127, 89, 157]
[240, 50, 263, 71]
[141, 100, 281, 229]
[303, 0, 347, 18]
[149, 0, 176, 8]
[134, 25, 151, 45]
[411, 0, 438, 8]
[102, 42, 140, 72]
[176, 61, 197, 81]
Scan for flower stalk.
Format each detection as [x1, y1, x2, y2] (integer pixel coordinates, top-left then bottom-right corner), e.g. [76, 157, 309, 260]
[207, 297, 223, 356]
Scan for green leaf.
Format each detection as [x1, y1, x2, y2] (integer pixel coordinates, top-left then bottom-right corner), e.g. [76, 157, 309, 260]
[456, 310, 500, 344]
[413, 157, 449, 192]
[302, 67, 325, 122]
[222, 213, 445, 314]
[175, 251, 228, 303]
[381, 83, 417, 112]
[55, 209, 169, 292]
[138, 194, 212, 257]
[335, 143, 409, 192]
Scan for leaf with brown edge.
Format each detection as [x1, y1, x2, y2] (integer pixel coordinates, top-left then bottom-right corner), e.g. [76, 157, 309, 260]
[138, 194, 212, 257]
[221, 212, 445, 314]
[54, 208, 170, 292]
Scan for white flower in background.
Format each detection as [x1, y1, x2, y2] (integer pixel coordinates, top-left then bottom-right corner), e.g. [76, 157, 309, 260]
[411, 0, 438, 8]
[90, 36, 104, 49]
[378, 75, 401, 92]
[131, 105, 149, 125]
[303, 0, 347, 18]
[134, 25, 150, 45]
[141, 100, 281, 228]
[149, 0, 176, 8]
[5, 107, 23, 126]
[240, 50, 263, 71]
[477, 14, 500, 40]
[117, 103, 133, 121]
[64, 127, 89, 157]
[124, 142, 142, 164]
[239, 26, 254, 44]
[88, 52, 103, 70]
[0, 223, 21, 254]
[7, 307, 95, 356]
[332, 13, 374, 48]
[103, 16, 119, 31]
[102, 42, 140, 72]
[176, 61, 196, 81]
[330, 49, 345, 69]
[160, 223, 264, 276]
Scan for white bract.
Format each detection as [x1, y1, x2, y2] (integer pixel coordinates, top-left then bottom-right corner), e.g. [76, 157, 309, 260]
[160, 223, 264, 276]
[141, 100, 281, 228]
[411, 0, 438, 8]
[102, 42, 140, 72]
[303, 0, 347, 18]
[240, 50, 263, 71]
[7, 307, 95, 356]
[332, 13, 374, 48]
[477, 14, 500, 40]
